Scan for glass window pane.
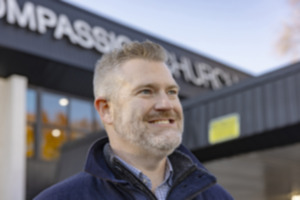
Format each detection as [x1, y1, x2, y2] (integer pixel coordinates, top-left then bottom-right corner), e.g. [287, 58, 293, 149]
[41, 92, 68, 126]
[26, 89, 36, 122]
[26, 125, 35, 158]
[70, 98, 93, 131]
[41, 128, 67, 161]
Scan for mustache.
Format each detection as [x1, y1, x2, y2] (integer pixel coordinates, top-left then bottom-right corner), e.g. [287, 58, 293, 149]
[143, 111, 182, 121]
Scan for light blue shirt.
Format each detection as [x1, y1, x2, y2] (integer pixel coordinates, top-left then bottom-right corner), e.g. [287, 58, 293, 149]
[115, 155, 173, 200]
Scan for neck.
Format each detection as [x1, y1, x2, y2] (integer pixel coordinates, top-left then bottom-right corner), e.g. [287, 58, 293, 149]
[110, 139, 167, 192]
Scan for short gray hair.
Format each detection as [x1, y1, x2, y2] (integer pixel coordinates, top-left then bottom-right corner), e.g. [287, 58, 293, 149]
[93, 40, 168, 99]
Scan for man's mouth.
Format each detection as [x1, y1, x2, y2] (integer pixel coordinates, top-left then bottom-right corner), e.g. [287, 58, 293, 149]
[149, 119, 175, 124]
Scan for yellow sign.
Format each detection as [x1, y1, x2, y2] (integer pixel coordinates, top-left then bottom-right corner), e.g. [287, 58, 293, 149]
[209, 113, 240, 144]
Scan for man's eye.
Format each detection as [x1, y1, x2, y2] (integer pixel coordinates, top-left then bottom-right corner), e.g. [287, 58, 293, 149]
[168, 90, 178, 95]
[140, 89, 152, 94]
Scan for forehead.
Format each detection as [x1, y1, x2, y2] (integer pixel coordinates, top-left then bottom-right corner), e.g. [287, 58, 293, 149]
[118, 59, 178, 88]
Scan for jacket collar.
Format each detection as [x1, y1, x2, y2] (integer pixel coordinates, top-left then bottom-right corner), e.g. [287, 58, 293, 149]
[84, 136, 217, 196]
[83, 137, 125, 182]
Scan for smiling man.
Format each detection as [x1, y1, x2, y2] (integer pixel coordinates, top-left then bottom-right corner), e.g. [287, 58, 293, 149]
[35, 41, 233, 200]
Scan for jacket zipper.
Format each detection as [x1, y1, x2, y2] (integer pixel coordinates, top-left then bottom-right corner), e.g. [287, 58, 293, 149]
[114, 160, 157, 200]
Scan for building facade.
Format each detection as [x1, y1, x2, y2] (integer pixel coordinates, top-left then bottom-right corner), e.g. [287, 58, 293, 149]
[0, 0, 259, 199]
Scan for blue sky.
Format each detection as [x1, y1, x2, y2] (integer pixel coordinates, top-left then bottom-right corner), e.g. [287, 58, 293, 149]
[62, 0, 294, 76]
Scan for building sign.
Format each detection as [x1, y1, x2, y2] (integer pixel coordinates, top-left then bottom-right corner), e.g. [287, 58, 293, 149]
[167, 53, 239, 89]
[0, 0, 241, 90]
[0, 0, 131, 53]
[208, 113, 240, 144]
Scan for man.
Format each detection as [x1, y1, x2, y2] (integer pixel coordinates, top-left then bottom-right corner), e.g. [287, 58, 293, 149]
[35, 41, 233, 200]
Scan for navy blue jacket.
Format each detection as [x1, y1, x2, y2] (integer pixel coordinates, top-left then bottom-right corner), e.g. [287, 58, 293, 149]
[35, 138, 234, 200]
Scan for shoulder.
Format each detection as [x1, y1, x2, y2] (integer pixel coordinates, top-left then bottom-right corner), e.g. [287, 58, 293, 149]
[175, 145, 234, 199]
[202, 184, 234, 200]
[33, 172, 101, 200]
[175, 144, 207, 169]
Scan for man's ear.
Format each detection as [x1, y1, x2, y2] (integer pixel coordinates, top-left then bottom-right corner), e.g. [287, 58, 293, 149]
[94, 97, 113, 124]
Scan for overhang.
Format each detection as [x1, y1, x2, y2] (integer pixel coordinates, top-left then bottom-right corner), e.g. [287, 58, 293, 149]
[0, 0, 251, 98]
[182, 62, 300, 161]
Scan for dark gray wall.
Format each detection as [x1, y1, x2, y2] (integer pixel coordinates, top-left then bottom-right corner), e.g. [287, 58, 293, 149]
[182, 62, 300, 155]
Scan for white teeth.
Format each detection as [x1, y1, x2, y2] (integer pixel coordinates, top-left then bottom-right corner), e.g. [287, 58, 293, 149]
[153, 120, 169, 124]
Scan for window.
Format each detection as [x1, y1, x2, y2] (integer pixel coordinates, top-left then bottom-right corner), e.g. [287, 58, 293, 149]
[26, 89, 36, 158]
[41, 128, 67, 161]
[41, 93, 68, 127]
[70, 98, 93, 131]
[26, 87, 103, 161]
[70, 98, 94, 140]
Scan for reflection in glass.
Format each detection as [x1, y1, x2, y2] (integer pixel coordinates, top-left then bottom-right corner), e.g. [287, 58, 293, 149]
[26, 89, 36, 158]
[26, 125, 34, 158]
[27, 88, 104, 160]
[27, 89, 36, 122]
[70, 98, 93, 131]
[59, 98, 69, 107]
[70, 131, 86, 140]
[42, 93, 68, 126]
[41, 128, 67, 161]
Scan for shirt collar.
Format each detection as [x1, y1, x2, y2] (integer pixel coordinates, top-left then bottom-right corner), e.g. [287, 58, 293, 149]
[104, 143, 173, 188]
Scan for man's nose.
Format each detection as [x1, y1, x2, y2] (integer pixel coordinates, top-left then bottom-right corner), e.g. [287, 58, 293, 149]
[154, 93, 173, 110]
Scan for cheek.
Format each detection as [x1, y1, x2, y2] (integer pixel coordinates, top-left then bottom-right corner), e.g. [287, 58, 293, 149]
[129, 101, 152, 118]
[132, 99, 152, 110]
